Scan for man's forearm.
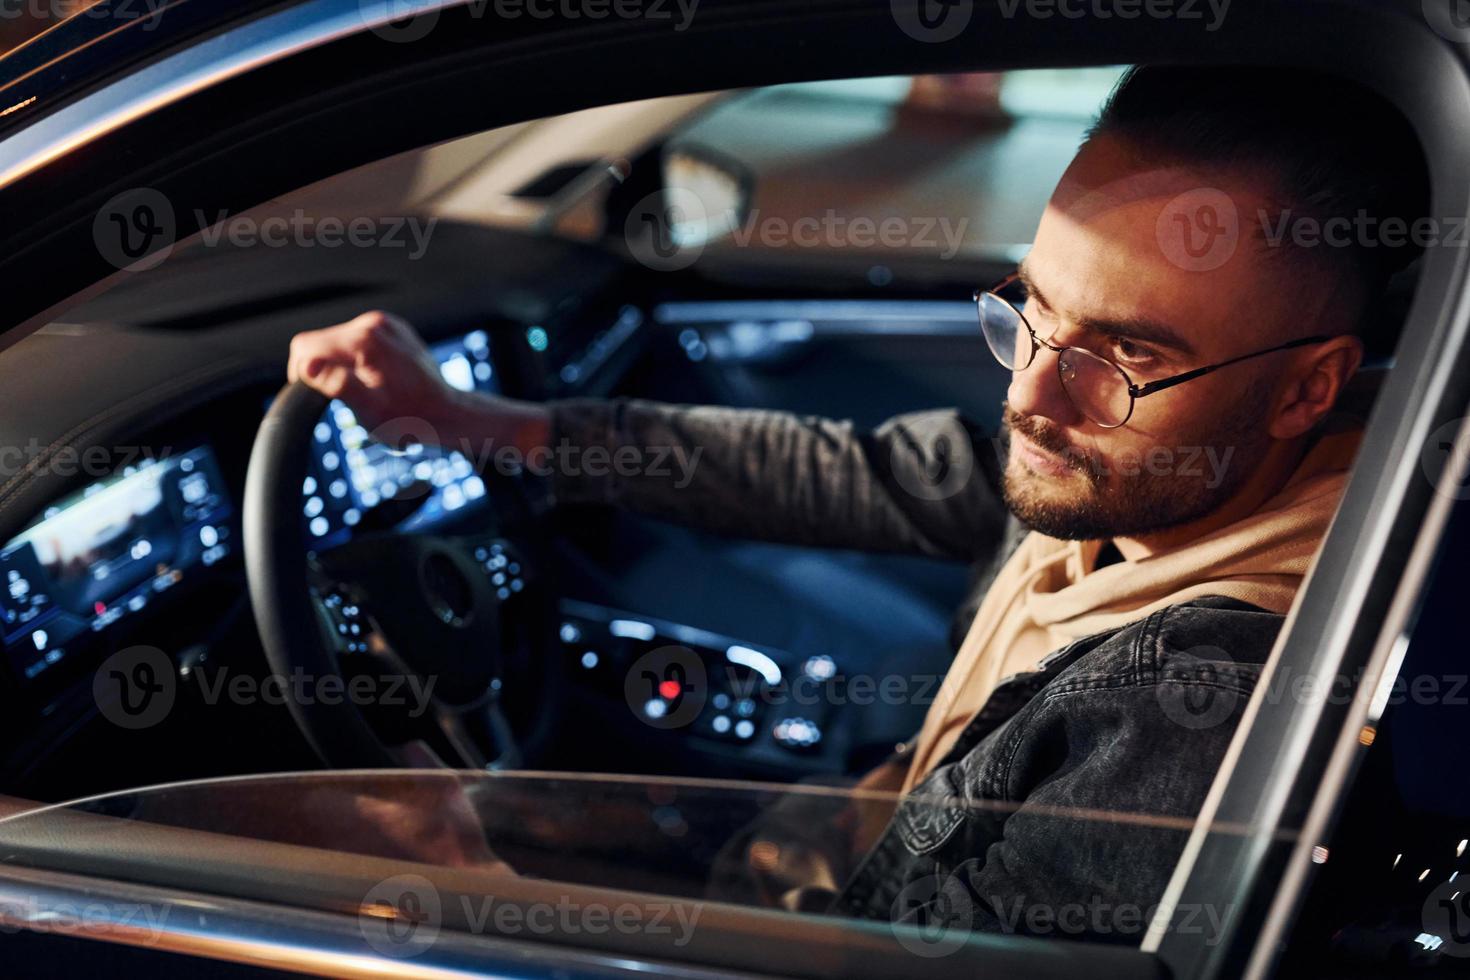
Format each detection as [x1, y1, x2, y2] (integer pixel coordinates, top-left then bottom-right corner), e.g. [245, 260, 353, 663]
[537, 398, 1008, 561]
[428, 386, 552, 460]
[285, 310, 1007, 562]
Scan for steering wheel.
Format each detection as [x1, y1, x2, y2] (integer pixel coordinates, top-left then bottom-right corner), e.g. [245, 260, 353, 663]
[242, 382, 562, 770]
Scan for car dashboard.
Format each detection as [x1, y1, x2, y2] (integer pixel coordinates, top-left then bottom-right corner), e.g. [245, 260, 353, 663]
[0, 327, 501, 688]
[0, 320, 539, 795]
[0, 444, 234, 688]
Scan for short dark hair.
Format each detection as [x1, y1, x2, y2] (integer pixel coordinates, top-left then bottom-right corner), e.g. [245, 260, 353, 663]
[1088, 65, 1429, 344]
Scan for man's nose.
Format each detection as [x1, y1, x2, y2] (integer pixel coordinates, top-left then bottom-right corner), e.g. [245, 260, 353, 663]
[1008, 343, 1082, 426]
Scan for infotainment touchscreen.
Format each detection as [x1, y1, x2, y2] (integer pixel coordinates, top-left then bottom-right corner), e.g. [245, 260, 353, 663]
[0, 445, 232, 683]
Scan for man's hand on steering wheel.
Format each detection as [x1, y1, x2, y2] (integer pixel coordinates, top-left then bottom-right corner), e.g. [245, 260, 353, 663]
[288, 309, 550, 455]
[244, 311, 565, 772]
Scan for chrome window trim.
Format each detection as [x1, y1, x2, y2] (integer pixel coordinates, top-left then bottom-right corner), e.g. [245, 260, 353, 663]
[0, 862, 757, 980]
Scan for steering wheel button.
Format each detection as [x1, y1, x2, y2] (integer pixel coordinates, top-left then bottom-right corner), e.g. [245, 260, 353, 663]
[510, 579, 524, 593]
[734, 719, 756, 740]
[492, 572, 506, 586]
[497, 587, 511, 600]
[711, 714, 732, 734]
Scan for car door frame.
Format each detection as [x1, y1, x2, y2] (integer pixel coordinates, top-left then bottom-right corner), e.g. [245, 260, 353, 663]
[0, 1, 1467, 978]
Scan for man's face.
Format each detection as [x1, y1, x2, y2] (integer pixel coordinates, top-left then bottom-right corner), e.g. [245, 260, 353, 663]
[1002, 135, 1319, 541]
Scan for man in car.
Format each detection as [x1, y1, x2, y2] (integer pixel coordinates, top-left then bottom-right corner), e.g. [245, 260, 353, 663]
[287, 66, 1427, 940]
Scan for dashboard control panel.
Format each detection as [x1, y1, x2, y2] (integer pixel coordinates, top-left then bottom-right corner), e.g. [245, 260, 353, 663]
[0, 445, 232, 684]
[556, 599, 838, 772]
[303, 329, 500, 548]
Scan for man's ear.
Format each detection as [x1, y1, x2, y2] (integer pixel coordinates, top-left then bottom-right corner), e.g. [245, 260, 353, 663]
[1268, 335, 1364, 440]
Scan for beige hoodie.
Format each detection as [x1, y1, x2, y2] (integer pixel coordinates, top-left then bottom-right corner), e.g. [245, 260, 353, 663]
[901, 424, 1363, 792]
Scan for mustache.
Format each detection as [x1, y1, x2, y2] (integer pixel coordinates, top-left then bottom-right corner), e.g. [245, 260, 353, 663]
[1002, 405, 1100, 476]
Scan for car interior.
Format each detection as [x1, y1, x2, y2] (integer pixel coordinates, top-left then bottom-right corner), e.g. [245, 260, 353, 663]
[0, 71, 1138, 800]
[0, 1, 1468, 977]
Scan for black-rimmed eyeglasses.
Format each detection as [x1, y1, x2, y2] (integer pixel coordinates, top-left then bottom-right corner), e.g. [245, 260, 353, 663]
[975, 272, 1330, 428]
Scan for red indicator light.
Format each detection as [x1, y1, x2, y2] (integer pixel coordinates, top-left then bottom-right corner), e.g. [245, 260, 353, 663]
[94, 601, 107, 615]
[658, 679, 682, 700]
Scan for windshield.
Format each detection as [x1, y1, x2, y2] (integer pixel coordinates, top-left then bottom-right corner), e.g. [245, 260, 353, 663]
[142, 68, 1127, 274]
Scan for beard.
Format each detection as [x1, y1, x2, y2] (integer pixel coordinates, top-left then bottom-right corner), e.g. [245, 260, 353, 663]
[1000, 381, 1273, 541]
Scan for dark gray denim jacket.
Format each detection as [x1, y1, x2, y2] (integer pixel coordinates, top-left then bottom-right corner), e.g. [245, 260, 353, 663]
[549, 398, 1280, 942]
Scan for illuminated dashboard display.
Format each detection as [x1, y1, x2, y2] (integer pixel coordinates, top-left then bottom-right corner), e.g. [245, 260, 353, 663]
[304, 329, 498, 546]
[0, 446, 232, 682]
